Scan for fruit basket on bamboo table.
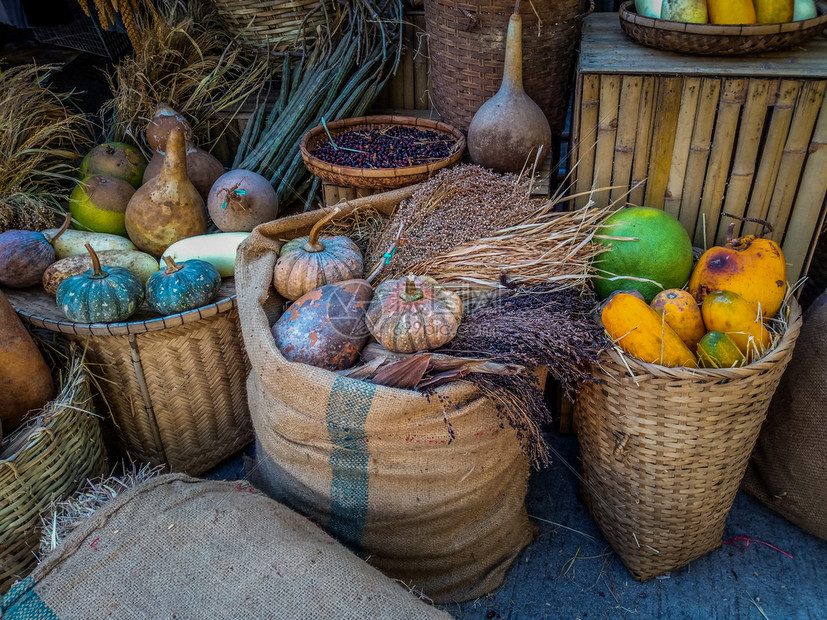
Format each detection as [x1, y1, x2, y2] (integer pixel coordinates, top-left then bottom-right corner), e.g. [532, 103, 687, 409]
[619, 1, 827, 55]
[1, 342, 106, 594]
[1, 280, 251, 476]
[299, 115, 466, 205]
[575, 297, 803, 581]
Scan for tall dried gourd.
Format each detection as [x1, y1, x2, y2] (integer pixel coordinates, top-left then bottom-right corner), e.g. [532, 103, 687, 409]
[466, 0, 551, 173]
[125, 128, 208, 257]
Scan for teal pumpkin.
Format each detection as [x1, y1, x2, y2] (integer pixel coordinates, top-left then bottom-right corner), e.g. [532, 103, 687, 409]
[145, 256, 221, 315]
[56, 243, 145, 323]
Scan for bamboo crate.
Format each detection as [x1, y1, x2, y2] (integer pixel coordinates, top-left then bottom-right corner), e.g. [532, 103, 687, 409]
[571, 13, 827, 285]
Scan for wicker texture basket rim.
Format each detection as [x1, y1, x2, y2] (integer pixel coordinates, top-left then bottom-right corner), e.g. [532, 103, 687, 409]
[618, 1, 827, 55]
[299, 115, 466, 179]
[604, 297, 802, 379]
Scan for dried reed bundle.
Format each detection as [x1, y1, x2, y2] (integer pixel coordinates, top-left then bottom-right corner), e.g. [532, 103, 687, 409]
[321, 207, 388, 256]
[101, 0, 271, 153]
[438, 285, 608, 468]
[39, 463, 164, 558]
[0, 65, 93, 233]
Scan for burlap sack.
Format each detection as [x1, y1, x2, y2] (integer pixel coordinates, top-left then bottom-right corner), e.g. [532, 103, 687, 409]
[742, 291, 827, 541]
[0, 474, 453, 620]
[235, 195, 536, 604]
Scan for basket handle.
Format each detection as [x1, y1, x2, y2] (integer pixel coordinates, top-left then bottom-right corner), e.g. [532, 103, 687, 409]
[580, 0, 595, 19]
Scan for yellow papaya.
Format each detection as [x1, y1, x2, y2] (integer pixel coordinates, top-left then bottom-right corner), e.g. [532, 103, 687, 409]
[602, 292, 697, 367]
[697, 331, 747, 369]
[701, 290, 773, 362]
[650, 288, 706, 352]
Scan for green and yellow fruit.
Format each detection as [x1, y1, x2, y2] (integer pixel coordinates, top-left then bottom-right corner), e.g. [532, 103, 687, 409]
[80, 142, 147, 189]
[696, 331, 747, 369]
[69, 176, 135, 237]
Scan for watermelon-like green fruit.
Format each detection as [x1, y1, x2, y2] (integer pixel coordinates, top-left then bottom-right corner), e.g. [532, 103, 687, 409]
[592, 206, 694, 303]
[80, 142, 147, 189]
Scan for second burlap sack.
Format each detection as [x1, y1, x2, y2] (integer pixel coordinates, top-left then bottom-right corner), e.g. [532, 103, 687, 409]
[236, 199, 536, 604]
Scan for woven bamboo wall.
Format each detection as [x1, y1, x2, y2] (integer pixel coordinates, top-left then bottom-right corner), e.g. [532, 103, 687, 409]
[571, 14, 827, 285]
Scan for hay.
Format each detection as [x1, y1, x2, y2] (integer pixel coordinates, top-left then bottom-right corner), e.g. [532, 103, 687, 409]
[101, 0, 272, 155]
[0, 64, 93, 232]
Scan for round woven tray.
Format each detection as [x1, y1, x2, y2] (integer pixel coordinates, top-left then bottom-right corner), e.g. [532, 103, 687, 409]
[211, 0, 328, 53]
[2, 280, 252, 476]
[619, 1, 827, 55]
[575, 298, 803, 581]
[299, 115, 466, 190]
[1, 342, 106, 594]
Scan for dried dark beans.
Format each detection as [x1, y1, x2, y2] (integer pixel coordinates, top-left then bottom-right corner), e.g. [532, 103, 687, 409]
[311, 126, 456, 168]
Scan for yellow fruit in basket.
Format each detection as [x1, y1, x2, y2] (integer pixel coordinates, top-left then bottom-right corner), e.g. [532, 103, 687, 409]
[650, 288, 706, 352]
[708, 0, 757, 23]
[697, 331, 747, 369]
[602, 291, 697, 367]
[661, 0, 708, 23]
[701, 290, 773, 362]
[754, 0, 795, 23]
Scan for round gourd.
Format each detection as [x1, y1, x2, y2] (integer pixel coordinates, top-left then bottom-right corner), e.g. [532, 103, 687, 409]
[145, 256, 222, 316]
[0, 214, 71, 288]
[601, 291, 697, 367]
[274, 207, 363, 301]
[56, 243, 145, 323]
[366, 275, 463, 354]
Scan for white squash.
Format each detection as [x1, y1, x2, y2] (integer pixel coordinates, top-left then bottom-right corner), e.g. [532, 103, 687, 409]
[160, 232, 250, 277]
[41, 228, 137, 259]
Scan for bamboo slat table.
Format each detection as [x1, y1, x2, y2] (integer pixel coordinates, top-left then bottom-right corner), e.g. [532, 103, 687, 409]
[570, 12, 827, 285]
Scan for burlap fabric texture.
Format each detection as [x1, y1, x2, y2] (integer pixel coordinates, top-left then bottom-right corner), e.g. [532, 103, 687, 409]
[235, 205, 536, 604]
[0, 474, 453, 620]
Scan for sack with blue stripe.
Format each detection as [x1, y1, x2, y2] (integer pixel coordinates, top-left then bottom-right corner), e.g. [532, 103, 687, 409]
[236, 199, 536, 604]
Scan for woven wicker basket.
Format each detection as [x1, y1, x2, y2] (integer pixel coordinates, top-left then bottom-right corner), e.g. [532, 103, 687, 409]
[3, 281, 252, 477]
[299, 115, 466, 190]
[574, 298, 803, 581]
[211, 0, 328, 53]
[619, 1, 827, 56]
[423, 0, 593, 134]
[1, 343, 106, 594]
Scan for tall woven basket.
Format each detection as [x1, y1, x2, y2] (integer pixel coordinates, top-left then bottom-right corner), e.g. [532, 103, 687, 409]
[3, 281, 251, 476]
[423, 0, 593, 139]
[211, 0, 328, 53]
[574, 298, 803, 581]
[1, 343, 106, 594]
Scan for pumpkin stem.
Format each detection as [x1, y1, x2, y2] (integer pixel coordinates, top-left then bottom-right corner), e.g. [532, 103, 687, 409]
[162, 255, 184, 274]
[46, 213, 72, 244]
[400, 275, 424, 302]
[85, 243, 107, 279]
[304, 206, 341, 252]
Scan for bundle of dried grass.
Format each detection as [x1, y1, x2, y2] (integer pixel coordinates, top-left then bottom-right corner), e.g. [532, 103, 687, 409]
[0, 64, 93, 233]
[438, 284, 609, 468]
[75, 0, 153, 49]
[39, 463, 163, 558]
[101, 0, 271, 153]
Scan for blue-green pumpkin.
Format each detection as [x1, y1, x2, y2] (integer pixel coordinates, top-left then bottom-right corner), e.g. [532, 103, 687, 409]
[56, 243, 145, 323]
[145, 256, 221, 316]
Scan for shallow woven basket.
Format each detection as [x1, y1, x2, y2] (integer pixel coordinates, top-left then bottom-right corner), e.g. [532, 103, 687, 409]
[3, 281, 251, 477]
[299, 115, 466, 190]
[211, 0, 328, 53]
[1, 343, 106, 594]
[423, 0, 594, 134]
[574, 298, 803, 581]
[619, 1, 827, 56]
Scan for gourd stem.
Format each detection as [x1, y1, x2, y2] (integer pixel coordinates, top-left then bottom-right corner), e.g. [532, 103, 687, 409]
[47, 213, 72, 244]
[304, 206, 341, 253]
[163, 128, 187, 179]
[85, 243, 107, 279]
[502, 8, 524, 92]
[400, 275, 424, 302]
[162, 255, 183, 274]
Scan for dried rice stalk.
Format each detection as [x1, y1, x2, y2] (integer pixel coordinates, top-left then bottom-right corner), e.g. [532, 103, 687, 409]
[0, 64, 93, 232]
[101, 0, 272, 155]
[321, 206, 388, 257]
[74, 0, 152, 49]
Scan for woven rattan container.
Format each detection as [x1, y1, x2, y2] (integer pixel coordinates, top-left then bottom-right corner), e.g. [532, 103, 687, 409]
[423, 0, 592, 136]
[1, 343, 106, 594]
[3, 281, 251, 477]
[619, 1, 827, 56]
[574, 299, 802, 581]
[211, 0, 328, 53]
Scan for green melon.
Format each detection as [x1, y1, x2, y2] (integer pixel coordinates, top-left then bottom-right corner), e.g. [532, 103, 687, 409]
[592, 206, 694, 303]
[80, 142, 147, 189]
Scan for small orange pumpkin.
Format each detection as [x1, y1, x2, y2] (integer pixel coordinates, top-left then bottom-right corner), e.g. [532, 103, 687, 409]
[650, 288, 706, 352]
[601, 291, 697, 367]
[701, 290, 773, 362]
[366, 275, 463, 354]
[273, 208, 363, 301]
[688, 226, 786, 319]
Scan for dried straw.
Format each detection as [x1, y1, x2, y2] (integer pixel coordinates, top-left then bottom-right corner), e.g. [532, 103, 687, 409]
[0, 64, 93, 232]
[321, 206, 388, 257]
[101, 0, 272, 155]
